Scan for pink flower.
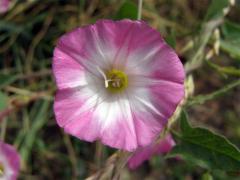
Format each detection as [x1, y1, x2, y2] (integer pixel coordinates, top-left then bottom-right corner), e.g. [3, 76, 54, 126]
[0, 141, 20, 180]
[128, 134, 175, 169]
[0, 0, 10, 14]
[53, 19, 184, 151]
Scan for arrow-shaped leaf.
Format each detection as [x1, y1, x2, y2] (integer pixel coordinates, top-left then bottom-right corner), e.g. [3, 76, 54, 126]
[168, 111, 240, 171]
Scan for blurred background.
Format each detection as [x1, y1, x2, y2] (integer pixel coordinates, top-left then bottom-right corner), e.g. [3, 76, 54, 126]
[0, 0, 240, 179]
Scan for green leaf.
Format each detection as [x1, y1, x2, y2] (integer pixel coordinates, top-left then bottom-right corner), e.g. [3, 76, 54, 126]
[220, 20, 240, 61]
[20, 100, 50, 163]
[0, 91, 8, 111]
[201, 172, 213, 180]
[168, 111, 240, 171]
[115, 0, 137, 20]
[205, 0, 229, 21]
[0, 73, 17, 88]
[165, 30, 176, 49]
[222, 20, 240, 39]
[220, 40, 240, 61]
[180, 110, 191, 133]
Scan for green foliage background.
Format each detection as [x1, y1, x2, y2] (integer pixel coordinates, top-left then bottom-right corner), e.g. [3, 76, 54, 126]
[0, 0, 240, 179]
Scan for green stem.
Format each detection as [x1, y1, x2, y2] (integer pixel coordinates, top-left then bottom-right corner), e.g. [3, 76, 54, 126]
[137, 0, 143, 20]
[187, 79, 240, 106]
[0, 118, 7, 141]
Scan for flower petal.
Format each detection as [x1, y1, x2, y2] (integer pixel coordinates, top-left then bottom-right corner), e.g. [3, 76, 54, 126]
[55, 88, 138, 151]
[55, 86, 164, 151]
[0, 0, 10, 14]
[126, 41, 184, 84]
[128, 134, 175, 169]
[53, 20, 121, 89]
[53, 50, 87, 89]
[0, 141, 20, 180]
[53, 19, 185, 151]
[149, 80, 184, 118]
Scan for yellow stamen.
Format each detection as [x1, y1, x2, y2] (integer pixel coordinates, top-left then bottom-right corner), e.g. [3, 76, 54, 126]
[0, 163, 4, 176]
[106, 69, 128, 93]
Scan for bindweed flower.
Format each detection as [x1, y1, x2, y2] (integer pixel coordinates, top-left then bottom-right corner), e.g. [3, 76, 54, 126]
[0, 141, 20, 180]
[53, 19, 184, 151]
[0, 0, 10, 14]
[128, 134, 175, 169]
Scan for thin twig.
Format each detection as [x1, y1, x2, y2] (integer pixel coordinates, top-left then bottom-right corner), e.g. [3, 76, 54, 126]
[17, 69, 52, 80]
[0, 118, 7, 141]
[63, 133, 78, 180]
[142, 6, 188, 33]
[26, 9, 54, 73]
[184, 0, 234, 74]
[86, 151, 132, 180]
[137, 0, 143, 20]
[95, 141, 104, 169]
[187, 79, 240, 107]
[0, 91, 52, 123]
[0, 34, 18, 53]
[4, 86, 53, 101]
[184, 18, 223, 74]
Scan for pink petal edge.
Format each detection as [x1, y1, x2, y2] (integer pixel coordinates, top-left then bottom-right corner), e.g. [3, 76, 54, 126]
[0, 0, 10, 14]
[0, 141, 20, 180]
[128, 134, 175, 169]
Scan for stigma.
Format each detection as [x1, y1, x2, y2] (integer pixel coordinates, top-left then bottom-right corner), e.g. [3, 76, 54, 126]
[97, 67, 128, 93]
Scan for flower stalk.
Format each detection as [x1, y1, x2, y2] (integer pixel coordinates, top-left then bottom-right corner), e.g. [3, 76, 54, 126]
[137, 0, 143, 20]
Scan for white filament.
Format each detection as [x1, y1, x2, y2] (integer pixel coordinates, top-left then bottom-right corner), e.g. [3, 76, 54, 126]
[97, 66, 109, 88]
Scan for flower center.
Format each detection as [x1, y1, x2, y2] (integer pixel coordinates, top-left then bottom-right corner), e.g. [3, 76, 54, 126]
[106, 69, 128, 93]
[97, 67, 128, 93]
[0, 163, 4, 177]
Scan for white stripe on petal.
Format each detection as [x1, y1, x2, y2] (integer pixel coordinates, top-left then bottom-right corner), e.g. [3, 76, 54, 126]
[128, 74, 184, 88]
[94, 100, 122, 130]
[0, 151, 14, 180]
[134, 95, 164, 118]
[86, 25, 118, 70]
[125, 44, 165, 73]
[57, 86, 106, 127]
